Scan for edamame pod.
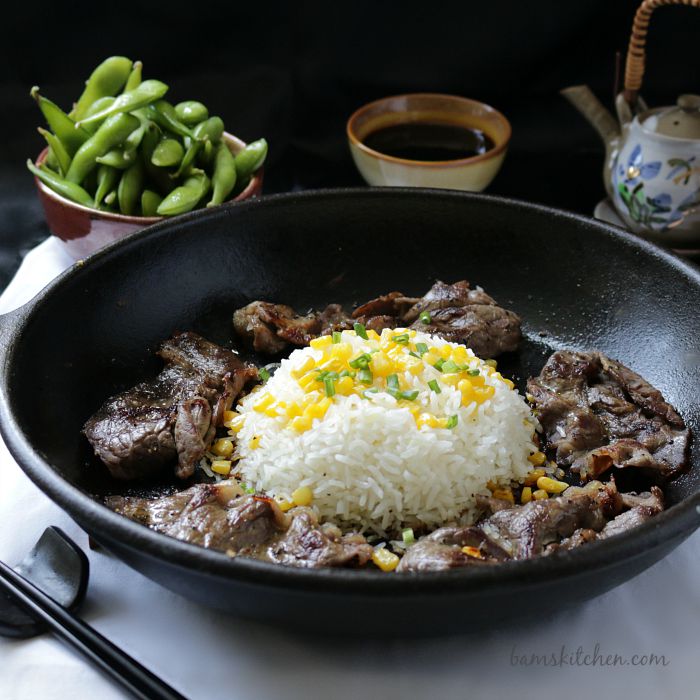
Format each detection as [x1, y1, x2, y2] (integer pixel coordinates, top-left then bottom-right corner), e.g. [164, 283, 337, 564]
[207, 142, 237, 206]
[26, 159, 93, 207]
[174, 101, 209, 126]
[173, 117, 225, 178]
[80, 96, 116, 134]
[117, 160, 144, 215]
[145, 101, 194, 139]
[234, 138, 267, 180]
[95, 164, 119, 207]
[151, 138, 184, 167]
[124, 61, 143, 92]
[96, 149, 135, 169]
[77, 80, 169, 127]
[71, 56, 133, 120]
[66, 112, 141, 184]
[140, 121, 173, 195]
[141, 189, 163, 217]
[157, 172, 210, 216]
[37, 127, 71, 176]
[31, 87, 90, 156]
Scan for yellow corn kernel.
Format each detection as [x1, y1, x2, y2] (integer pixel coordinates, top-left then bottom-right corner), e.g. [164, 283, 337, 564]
[492, 487, 515, 503]
[457, 377, 473, 397]
[473, 385, 495, 403]
[441, 373, 460, 386]
[416, 412, 440, 429]
[366, 329, 380, 340]
[211, 438, 234, 457]
[528, 451, 546, 466]
[533, 488, 549, 500]
[253, 392, 274, 412]
[226, 414, 246, 433]
[521, 486, 533, 504]
[290, 415, 312, 432]
[211, 459, 232, 475]
[330, 342, 353, 362]
[439, 344, 453, 359]
[503, 378, 515, 390]
[223, 410, 237, 424]
[291, 356, 315, 378]
[452, 346, 469, 363]
[249, 435, 261, 450]
[370, 353, 393, 377]
[461, 546, 484, 559]
[277, 500, 294, 512]
[524, 468, 545, 485]
[291, 486, 313, 506]
[263, 406, 280, 418]
[336, 375, 355, 395]
[404, 357, 423, 375]
[469, 372, 486, 387]
[426, 349, 441, 365]
[485, 359, 498, 368]
[310, 335, 332, 349]
[285, 402, 303, 418]
[536, 476, 569, 494]
[371, 547, 400, 572]
[306, 397, 331, 419]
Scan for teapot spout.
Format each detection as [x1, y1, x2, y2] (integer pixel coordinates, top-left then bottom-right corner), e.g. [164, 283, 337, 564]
[561, 85, 620, 148]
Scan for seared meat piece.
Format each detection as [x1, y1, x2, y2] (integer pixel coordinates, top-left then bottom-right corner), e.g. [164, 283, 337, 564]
[259, 508, 373, 568]
[84, 332, 256, 481]
[107, 483, 372, 569]
[232, 301, 353, 353]
[398, 482, 622, 572]
[106, 483, 287, 552]
[233, 280, 521, 357]
[527, 351, 690, 483]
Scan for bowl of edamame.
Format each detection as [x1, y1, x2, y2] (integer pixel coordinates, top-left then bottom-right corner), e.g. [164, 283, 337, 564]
[28, 56, 267, 258]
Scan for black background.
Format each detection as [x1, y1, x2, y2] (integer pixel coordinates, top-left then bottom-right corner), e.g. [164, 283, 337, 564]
[1, 0, 699, 288]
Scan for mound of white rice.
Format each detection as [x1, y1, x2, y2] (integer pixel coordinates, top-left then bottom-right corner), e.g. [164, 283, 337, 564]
[234, 329, 538, 534]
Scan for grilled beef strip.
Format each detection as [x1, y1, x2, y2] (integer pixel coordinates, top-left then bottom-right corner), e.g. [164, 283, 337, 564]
[232, 280, 521, 357]
[84, 332, 257, 481]
[527, 351, 690, 483]
[106, 482, 373, 568]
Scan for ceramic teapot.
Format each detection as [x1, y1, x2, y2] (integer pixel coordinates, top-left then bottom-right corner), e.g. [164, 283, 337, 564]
[563, 0, 700, 250]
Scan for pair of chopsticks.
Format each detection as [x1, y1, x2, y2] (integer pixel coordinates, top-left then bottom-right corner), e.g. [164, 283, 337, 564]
[0, 559, 186, 700]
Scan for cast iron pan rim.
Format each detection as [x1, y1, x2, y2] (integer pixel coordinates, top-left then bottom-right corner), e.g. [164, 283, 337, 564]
[1, 187, 699, 596]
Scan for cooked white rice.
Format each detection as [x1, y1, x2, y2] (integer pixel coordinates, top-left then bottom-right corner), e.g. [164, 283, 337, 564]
[233, 328, 538, 534]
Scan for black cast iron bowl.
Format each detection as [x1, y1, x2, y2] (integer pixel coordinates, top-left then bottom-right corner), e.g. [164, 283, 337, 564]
[1, 188, 699, 637]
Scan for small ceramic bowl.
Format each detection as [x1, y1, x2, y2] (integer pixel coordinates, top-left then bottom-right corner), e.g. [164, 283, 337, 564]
[347, 93, 511, 191]
[33, 132, 264, 258]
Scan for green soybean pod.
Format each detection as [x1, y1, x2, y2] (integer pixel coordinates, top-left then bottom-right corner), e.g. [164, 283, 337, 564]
[124, 60, 143, 92]
[207, 142, 237, 206]
[141, 189, 163, 217]
[140, 121, 172, 195]
[72, 56, 133, 120]
[96, 149, 135, 169]
[26, 159, 93, 207]
[37, 127, 71, 176]
[151, 138, 184, 167]
[157, 172, 210, 216]
[66, 112, 141, 184]
[31, 87, 90, 156]
[117, 160, 144, 215]
[174, 101, 209, 126]
[173, 117, 224, 178]
[80, 96, 116, 134]
[146, 101, 194, 139]
[77, 80, 169, 127]
[95, 164, 120, 207]
[234, 138, 267, 180]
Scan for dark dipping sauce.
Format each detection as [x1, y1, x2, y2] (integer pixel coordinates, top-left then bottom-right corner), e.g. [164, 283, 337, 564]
[363, 122, 494, 161]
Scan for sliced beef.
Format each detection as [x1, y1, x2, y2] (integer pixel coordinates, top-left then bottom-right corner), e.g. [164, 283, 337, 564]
[233, 280, 521, 358]
[84, 332, 256, 481]
[398, 482, 623, 572]
[106, 483, 372, 569]
[527, 351, 690, 483]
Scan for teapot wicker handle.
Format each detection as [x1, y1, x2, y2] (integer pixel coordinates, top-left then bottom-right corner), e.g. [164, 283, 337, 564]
[624, 0, 700, 106]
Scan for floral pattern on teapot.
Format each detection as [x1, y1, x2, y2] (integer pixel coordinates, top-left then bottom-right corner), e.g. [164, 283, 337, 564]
[613, 143, 700, 232]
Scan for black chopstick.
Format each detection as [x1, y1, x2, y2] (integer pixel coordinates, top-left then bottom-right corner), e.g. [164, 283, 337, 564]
[0, 558, 187, 700]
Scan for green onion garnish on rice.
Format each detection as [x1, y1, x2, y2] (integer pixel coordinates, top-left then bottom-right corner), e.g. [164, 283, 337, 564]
[392, 333, 409, 344]
[332, 331, 342, 343]
[259, 367, 270, 382]
[468, 368, 480, 376]
[324, 376, 336, 397]
[353, 322, 368, 339]
[358, 368, 373, 384]
[433, 358, 446, 372]
[402, 528, 415, 545]
[428, 379, 441, 394]
[415, 342, 429, 355]
[441, 360, 459, 373]
[446, 415, 458, 429]
[419, 311, 431, 324]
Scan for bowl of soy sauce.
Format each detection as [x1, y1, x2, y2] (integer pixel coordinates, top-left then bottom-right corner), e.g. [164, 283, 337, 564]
[347, 93, 511, 191]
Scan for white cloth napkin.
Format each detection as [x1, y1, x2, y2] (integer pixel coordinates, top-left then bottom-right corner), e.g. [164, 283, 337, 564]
[1, 237, 698, 700]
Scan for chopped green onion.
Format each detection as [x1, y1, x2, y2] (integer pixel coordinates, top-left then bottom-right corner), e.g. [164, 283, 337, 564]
[415, 342, 429, 355]
[349, 353, 372, 369]
[419, 311, 431, 324]
[353, 322, 368, 339]
[332, 331, 342, 343]
[339, 369, 355, 378]
[392, 333, 409, 344]
[433, 358, 446, 372]
[428, 379, 441, 394]
[441, 360, 459, 374]
[446, 415, 458, 429]
[324, 376, 336, 397]
[401, 390, 419, 401]
[408, 351, 421, 358]
[315, 370, 339, 382]
[259, 367, 270, 382]
[402, 528, 415, 546]
[358, 368, 373, 384]
[467, 368, 480, 377]
[386, 374, 400, 390]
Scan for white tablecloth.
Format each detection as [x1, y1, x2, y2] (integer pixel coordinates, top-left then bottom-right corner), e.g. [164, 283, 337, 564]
[1, 238, 698, 700]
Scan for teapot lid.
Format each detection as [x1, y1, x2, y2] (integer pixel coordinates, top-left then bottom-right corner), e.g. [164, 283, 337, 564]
[642, 95, 700, 139]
